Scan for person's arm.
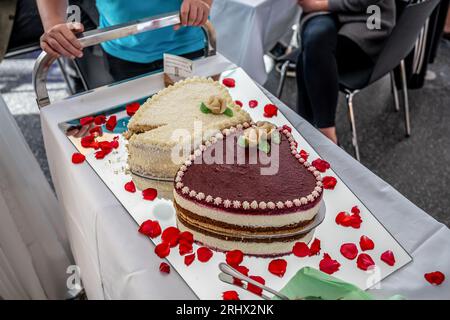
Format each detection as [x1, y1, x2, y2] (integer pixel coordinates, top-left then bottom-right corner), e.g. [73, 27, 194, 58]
[297, 0, 329, 13]
[37, 0, 83, 58]
[298, 0, 384, 13]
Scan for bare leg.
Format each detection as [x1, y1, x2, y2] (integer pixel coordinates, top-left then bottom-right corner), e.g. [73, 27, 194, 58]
[319, 127, 338, 144]
[445, 7, 450, 34]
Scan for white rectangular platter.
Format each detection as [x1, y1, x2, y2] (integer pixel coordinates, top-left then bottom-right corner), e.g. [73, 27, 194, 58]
[63, 66, 411, 300]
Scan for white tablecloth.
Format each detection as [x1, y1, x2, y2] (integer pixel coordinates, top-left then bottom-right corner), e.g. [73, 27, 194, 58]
[211, 0, 300, 84]
[40, 55, 450, 300]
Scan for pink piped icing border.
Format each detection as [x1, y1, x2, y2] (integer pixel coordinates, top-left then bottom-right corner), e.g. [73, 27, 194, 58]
[174, 122, 323, 211]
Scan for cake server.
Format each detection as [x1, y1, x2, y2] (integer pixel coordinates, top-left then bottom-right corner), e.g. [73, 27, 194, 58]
[218, 263, 290, 300]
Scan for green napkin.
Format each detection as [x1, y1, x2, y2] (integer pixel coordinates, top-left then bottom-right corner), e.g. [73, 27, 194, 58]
[273, 267, 375, 300]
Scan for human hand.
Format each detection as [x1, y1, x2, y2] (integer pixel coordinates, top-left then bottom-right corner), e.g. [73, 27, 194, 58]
[174, 0, 212, 30]
[66, 123, 95, 138]
[40, 22, 84, 59]
[297, 0, 329, 13]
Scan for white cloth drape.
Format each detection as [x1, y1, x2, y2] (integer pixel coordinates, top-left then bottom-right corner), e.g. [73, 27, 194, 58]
[211, 0, 300, 84]
[0, 96, 73, 299]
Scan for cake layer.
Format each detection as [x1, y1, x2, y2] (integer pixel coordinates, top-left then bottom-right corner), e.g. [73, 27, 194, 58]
[177, 216, 315, 257]
[174, 200, 315, 235]
[174, 190, 320, 228]
[126, 77, 252, 178]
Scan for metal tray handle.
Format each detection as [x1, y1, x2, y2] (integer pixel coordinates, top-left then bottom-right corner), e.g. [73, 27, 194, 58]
[32, 11, 216, 109]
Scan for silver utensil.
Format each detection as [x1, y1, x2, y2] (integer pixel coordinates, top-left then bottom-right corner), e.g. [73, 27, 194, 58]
[218, 263, 290, 300]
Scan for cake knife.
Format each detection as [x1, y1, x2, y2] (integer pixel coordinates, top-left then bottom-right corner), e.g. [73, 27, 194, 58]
[218, 263, 290, 300]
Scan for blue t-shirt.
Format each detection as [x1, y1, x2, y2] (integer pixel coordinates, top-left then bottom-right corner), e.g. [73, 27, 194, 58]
[96, 0, 205, 63]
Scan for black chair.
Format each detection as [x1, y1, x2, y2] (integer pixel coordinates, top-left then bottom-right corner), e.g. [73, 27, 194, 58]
[277, 0, 441, 161]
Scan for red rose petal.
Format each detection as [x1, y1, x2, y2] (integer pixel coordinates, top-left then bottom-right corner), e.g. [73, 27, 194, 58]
[124, 181, 136, 193]
[226, 250, 244, 267]
[309, 238, 321, 256]
[98, 141, 113, 153]
[80, 116, 94, 126]
[126, 102, 140, 117]
[71, 152, 85, 164]
[380, 250, 396, 266]
[319, 253, 341, 275]
[299, 149, 309, 160]
[360, 235, 375, 251]
[110, 139, 119, 149]
[197, 247, 213, 263]
[234, 100, 243, 108]
[142, 188, 158, 201]
[184, 253, 195, 266]
[322, 176, 337, 190]
[81, 134, 96, 148]
[179, 231, 194, 245]
[222, 290, 240, 300]
[105, 115, 117, 132]
[93, 115, 106, 125]
[357, 253, 375, 271]
[89, 126, 102, 136]
[161, 226, 180, 247]
[424, 271, 445, 285]
[311, 158, 330, 172]
[249, 100, 258, 108]
[222, 78, 235, 88]
[340, 243, 358, 260]
[263, 104, 278, 118]
[292, 242, 310, 257]
[155, 242, 170, 258]
[247, 276, 265, 296]
[335, 211, 362, 229]
[282, 124, 292, 132]
[94, 149, 111, 160]
[179, 242, 193, 256]
[138, 220, 161, 238]
[268, 259, 287, 278]
[351, 206, 360, 214]
[159, 262, 170, 274]
[233, 265, 250, 286]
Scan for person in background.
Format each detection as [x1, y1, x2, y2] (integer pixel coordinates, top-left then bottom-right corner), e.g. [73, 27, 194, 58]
[37, 0, 212, 82]
[444, 5, 450, 39]
[295, 0, 395, 144]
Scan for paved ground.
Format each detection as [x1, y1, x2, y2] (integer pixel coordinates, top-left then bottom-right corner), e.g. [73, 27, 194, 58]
[1, 42, 449, 227]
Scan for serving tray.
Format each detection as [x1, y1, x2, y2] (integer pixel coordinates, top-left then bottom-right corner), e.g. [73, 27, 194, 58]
[60, 66, 412, 300]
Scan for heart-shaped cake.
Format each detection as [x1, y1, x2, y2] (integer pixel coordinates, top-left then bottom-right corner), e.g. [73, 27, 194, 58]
[126, 77, 251, 179]
[173, 123, 324, 256]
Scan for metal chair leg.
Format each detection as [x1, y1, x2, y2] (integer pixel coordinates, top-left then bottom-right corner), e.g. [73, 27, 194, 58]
[56, 58, 76, 95]
[346, 90, 361, 162]
[399, 60, 411, 137]
[276, 60, 289, 98]
[390, 71, 400, 112]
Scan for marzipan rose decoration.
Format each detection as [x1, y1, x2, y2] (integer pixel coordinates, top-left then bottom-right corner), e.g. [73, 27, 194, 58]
[206, 95, 227, 114]
[200, 95, 234, 117]
[238, 121, 280, 152]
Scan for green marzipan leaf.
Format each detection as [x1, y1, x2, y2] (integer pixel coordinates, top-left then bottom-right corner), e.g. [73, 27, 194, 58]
[237, 135, 248, 148]
[272, 131, 281, 144]
[223, 107, 234, 117]
[258, 139, 270, 153]
[200, 102, 211, 114]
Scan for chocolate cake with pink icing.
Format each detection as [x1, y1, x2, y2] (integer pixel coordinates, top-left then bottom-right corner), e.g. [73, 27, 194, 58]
[173, 122, 324, 256]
